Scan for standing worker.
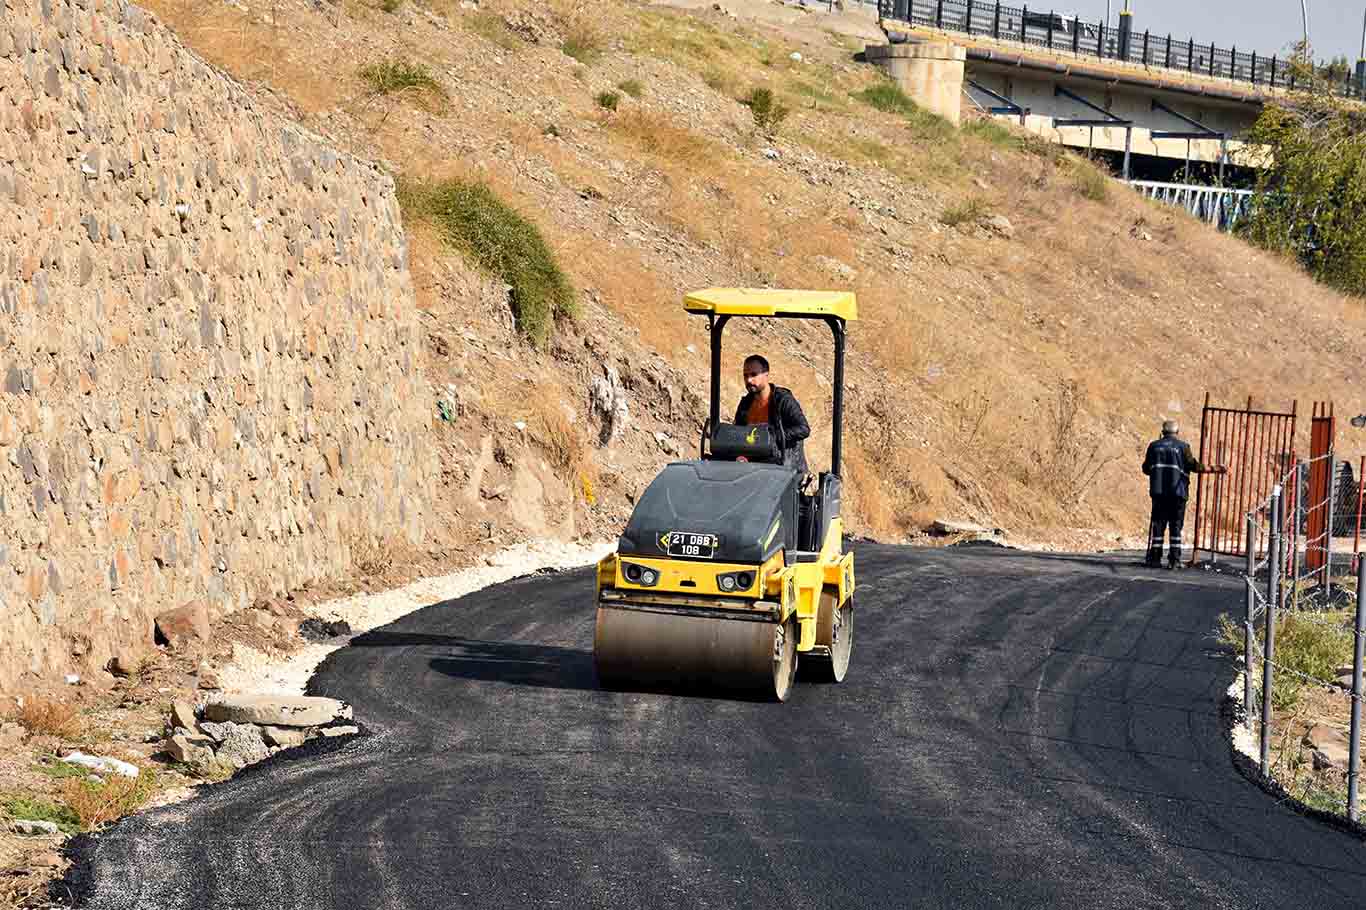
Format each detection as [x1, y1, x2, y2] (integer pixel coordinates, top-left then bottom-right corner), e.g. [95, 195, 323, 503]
[1142, 420, 1224, 569]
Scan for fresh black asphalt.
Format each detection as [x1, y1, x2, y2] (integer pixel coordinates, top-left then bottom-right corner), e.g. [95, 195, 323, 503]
[65, 544, 1366, 909]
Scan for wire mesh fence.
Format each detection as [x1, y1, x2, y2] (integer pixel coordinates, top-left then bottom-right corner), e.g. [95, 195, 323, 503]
[877, 0, 1366, 99]
[1237, 463, 1366, 822]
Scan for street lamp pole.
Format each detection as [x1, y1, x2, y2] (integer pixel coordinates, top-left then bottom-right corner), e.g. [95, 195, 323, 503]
[1300, 0, 1310, 63]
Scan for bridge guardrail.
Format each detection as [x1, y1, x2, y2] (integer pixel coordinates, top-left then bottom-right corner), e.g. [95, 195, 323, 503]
[878, 0, 1366, 99]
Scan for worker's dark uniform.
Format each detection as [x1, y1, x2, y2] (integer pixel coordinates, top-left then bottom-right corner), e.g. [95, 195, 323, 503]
[1142, 434, 1206, 567]
[735, 385, 810, 475]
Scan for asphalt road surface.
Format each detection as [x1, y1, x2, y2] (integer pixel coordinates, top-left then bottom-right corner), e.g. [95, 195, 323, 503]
[68, 545, 1366, 909]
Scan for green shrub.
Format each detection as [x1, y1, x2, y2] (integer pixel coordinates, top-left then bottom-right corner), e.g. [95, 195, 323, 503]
[379, 0, 401, 12]
[617, 79, 644, 99]
[1217, 610, 1353, 709]
[1, 793, 80, 834]
[1242, 99, 1366, 296]
[563, 24, 604, 65]
[854, 81, 954, 141]
[462, 11, 522, 50]
[357, 60, 446, 103]
[855, 81, 917, 116]
[743, 87, 790, 133]
[1072, 161, 1110, 202]
[595, 90, 620, 111]
[939, 197, 989, 228]
[399, 180, 576, 347]
[963, 118, 1016, 147]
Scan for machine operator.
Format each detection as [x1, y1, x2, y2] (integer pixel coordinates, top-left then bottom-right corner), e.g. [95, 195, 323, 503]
[1142, 419, 1224, 569]
[734, 354, 811, 476]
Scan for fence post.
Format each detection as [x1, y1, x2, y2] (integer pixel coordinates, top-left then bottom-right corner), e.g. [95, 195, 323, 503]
[1046, 10, 1053, 49]
[1209, 42, 1215, 77]
[1098, 21, 1105, 58]
[1189, 36, 1195, 73]
[1350, 558, 1365, 822]
[1245, 514, 1257, 732]
[1353, 455, 1363, 575]
[1165, 34, 1172, 69]
[1271, 56, 1277, 87]
[1261, 487, 1282, 771]
[936, 0, 944, 29]
[966, 0, 974, 35]
[993, 1, 1001, 39]
[1021, 4, 1028, 43]
[1251, 51, 1258, 84]
[1142, 30, 1149, 65]
[1291, 459, 1302, 586]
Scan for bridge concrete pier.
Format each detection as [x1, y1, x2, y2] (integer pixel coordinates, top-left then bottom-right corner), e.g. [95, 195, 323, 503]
[864, 40, 967, 125]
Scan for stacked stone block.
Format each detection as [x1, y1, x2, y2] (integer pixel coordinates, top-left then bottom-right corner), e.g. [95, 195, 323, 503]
[0, 0, 435, 691]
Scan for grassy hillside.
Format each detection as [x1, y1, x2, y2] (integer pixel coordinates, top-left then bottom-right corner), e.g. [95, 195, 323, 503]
[139, 0, 1366, 553]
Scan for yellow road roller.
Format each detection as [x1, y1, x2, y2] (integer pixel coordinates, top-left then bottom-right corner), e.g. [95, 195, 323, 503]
[593, 288, 857, 701]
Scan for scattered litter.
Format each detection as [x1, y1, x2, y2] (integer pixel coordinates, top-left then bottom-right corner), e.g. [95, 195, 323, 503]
[62, 751, 139, 778]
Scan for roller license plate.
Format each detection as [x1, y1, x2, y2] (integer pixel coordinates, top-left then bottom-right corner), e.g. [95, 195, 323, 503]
[664, 532, 719, 559]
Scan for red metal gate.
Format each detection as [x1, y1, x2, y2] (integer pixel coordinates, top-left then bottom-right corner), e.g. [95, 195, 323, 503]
[1304, 402, 1336, 574]
[1191, 394, 1297, 562]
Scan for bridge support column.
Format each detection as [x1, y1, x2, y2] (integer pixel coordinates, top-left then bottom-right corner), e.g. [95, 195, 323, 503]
[865, 41, 967, 126]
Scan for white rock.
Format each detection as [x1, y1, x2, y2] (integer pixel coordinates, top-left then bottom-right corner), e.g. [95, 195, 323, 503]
[984, 214, 1014, 239]
[64, 674, 80, 685]
[318, 725, 359, 738]
[166, 733, 216, 764]
[63, 751, 139, 778]
[260, 725, 307, 748]
[203, 695, 350, 728]
[170, 701, 198, 733]
[789, 52, 803, 63]
[215, 724, 269, 769]
[12, 819, 60, 836]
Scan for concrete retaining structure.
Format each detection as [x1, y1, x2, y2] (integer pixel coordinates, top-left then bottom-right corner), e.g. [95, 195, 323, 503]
[865, 40, 967, 125]
[0, 0, 436, 692]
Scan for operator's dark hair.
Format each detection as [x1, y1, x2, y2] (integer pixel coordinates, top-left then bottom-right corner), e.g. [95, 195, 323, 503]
[743, 354, 770, 373]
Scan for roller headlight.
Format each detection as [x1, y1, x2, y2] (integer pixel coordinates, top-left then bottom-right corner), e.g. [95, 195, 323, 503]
[623, 563, 642, 583]
[641, 569, 658, 585]
[719, 575, 736, 592]
[735, 572, 754, 590]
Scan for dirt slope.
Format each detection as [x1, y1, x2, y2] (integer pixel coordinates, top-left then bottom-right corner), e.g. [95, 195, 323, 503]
[132, 0, 1366, 553]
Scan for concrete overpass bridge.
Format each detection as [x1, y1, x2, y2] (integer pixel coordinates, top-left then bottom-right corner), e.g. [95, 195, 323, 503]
[868, 0, 1364, 183]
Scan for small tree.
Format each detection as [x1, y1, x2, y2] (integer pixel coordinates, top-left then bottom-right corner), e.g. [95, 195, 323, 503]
[743, 87, 789, 133]
[1240, 97, 1366, 296]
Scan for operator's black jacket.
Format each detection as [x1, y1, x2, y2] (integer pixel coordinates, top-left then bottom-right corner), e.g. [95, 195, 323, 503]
[735, 385, 810, 475]
[1142, 434, 1206, 500]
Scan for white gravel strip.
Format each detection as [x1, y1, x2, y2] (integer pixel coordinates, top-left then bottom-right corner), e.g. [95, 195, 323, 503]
[217, 539, 615, 699]
[1227, 674, 1260, 762]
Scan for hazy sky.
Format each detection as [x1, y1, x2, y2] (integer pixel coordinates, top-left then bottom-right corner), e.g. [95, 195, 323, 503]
[1087, 1, 1366, 62]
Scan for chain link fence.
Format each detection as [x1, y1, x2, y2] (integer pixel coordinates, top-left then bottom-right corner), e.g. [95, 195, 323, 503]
[1237, 452, 1366, 821]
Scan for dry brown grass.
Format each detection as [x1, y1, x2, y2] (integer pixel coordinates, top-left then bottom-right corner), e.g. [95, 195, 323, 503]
[59, 770, 158, 832]
[134, 0, 1366, 545]
[16, 698, 79, 739]
[137, 0, 346, 115]
[605, 110, 719, 170]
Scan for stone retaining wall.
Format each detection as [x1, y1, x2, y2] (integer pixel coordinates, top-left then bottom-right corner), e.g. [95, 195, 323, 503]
[0, 0, 435, 692]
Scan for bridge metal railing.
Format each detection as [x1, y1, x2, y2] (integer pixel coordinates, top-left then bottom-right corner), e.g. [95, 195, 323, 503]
[1127, 180, 1254, 232]
[877, 0, 1366, 99]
